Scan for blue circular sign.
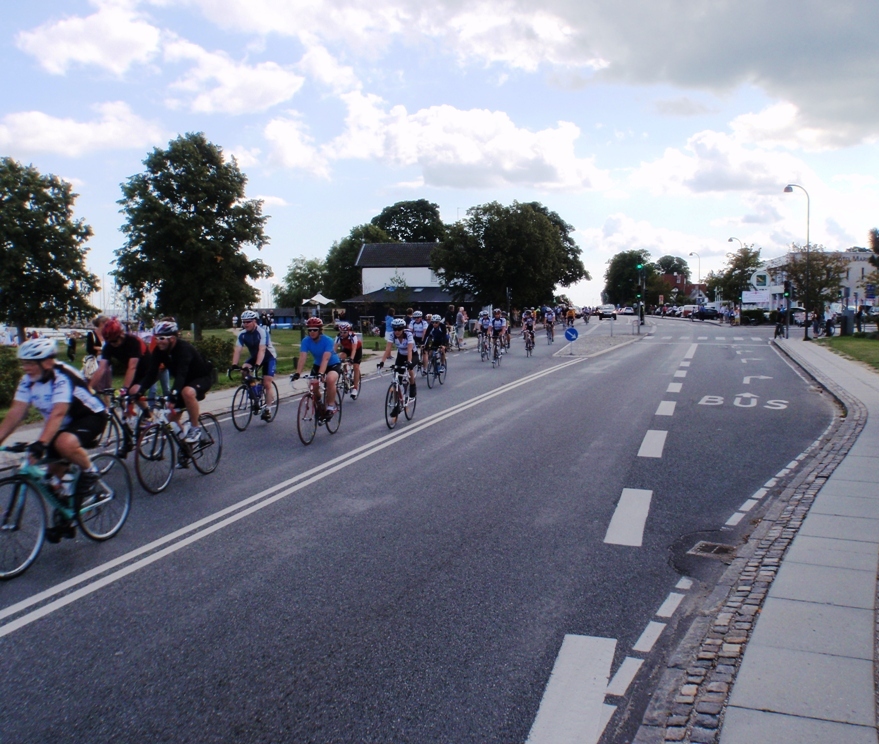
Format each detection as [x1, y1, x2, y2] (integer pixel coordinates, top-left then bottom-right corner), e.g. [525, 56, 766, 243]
[564, 327, 579, 341]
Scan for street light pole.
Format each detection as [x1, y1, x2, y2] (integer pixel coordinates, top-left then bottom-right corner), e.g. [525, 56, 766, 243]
[728, 237, 743, 325]
[688, 251, 701, 303]
[783, 184, 811, 340]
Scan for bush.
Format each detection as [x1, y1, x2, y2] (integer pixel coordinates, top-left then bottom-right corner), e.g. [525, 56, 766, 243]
[0, 347, 19, 406]
[741, 309, 765, 325]
[193, 336, 234, 381]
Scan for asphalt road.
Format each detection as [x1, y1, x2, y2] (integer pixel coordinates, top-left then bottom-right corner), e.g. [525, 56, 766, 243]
[0, 318, 836, 743]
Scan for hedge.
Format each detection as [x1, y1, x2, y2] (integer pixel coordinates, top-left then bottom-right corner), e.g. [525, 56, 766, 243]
[193, 336, 235, 381]
[0, 347, 19, 407]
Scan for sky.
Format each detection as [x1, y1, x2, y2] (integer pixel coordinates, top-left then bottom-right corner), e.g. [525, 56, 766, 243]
[3, 0, 879, 308]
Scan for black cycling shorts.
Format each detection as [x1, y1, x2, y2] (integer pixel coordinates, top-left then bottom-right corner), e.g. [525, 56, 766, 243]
[311, 363, 342, 377]
[50, 412, 108, 457]
[173, 374, 213, 406]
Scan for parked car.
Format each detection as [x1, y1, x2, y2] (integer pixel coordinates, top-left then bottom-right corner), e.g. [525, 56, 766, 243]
[621, 306, 634, 315]
[597, 304, 617, 320]
[691, 307, 718, 321]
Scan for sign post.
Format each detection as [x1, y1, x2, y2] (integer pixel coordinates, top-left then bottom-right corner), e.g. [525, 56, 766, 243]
[564, 326, 578, 355]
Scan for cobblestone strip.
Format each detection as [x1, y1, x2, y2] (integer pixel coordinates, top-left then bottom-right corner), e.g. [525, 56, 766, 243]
[656, 340, 869, 744]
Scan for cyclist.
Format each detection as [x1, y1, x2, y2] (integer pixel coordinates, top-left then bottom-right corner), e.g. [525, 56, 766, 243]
[0, 338, 106, 540]
[376, 318, 417, 401]
[566, 307, 576, 327]
[409, 310, 429, 371]
[544, 307, 556, 341]
[522, 309, 536, 346]
[490, 308, 507, 355]
[333, 321, 362, 399]
[94, 317, 151, 397]
[128, 320, 214, 444]
[291, 317, 341, 418]
[231, 309, 277, 420]
[502, 311, 512, 349]
[423, 314, 449, 371]
[476, 310, 491, 351]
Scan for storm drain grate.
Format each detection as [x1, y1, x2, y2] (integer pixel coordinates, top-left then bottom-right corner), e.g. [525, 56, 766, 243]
[688, 541, 736, 559]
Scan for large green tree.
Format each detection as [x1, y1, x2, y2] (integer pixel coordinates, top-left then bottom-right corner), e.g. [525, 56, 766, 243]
[654, 255, 691, 280]
[717, 244, 762, 306]
[273, 257, 327, 308]
[430, 201, 588, 308]
[603, 249, 653, 305]
[324, 223, 392, 302]
[779, 244, 848, 314]
[371, 199, 446, 242]
[114, 132, 272, 337]
[0, 157, 99, 342]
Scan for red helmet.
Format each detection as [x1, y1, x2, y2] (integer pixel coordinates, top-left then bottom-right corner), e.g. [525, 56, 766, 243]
[103, 317, 124, 341]
[305, 317, 323, 329]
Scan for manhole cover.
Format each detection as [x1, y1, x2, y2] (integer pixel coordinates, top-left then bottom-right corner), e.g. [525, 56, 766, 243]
[687, 541, 736, 559]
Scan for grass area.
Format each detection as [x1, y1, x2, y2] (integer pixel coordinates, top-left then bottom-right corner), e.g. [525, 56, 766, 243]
[815, 335, 879, 372]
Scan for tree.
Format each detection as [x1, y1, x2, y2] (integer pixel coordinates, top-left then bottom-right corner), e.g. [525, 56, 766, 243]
[371, 199, 447, 242]
[0, 158, 99, 342]
[114, 132, 272, 338]
[324, 223, 392, 302]
[603, 249, 652, 305]
[779, 244, 848, 314]
[861, 229, 879, 297]
[654, 255, 691, 280]
[717, 245, 762, 306]
[273, 257, 327, 308]
[430, 201, 589, 308]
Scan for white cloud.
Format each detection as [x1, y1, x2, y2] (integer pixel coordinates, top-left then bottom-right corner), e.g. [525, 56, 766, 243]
[728, 103, 852, 152]
[653, 97, 715, 118]
[165, 40, 305, 114]
[315, 94, 611, 190]
[229, 146, 262, 168]
[297, 45, 360, 94]
[254, 195, 288, 207]
[0, 102, 164, 157]
[264, 115, 330, 178]
[16, 0, 161, 75]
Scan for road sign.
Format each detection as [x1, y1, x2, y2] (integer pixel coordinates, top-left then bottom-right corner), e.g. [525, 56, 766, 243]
[564, 327, 579, 342]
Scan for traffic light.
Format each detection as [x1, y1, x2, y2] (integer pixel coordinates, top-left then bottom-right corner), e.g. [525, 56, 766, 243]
[783, 280, 791, 298]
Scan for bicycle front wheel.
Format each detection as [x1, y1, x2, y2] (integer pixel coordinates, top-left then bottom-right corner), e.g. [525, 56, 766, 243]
[403, 381, 416, 420]
[297, 394, 318, 444]
[384, 384, 399, 430]
[437, 357, 446, 385]
[425, 358, 435, 389]
[0, 478, 46, 580]
[78, 455, 131, 540]
[135, 423, 175, 494]
[191, 413, 223, 474]
[325, 389, 342, 435]
[231, 385, 252, 431]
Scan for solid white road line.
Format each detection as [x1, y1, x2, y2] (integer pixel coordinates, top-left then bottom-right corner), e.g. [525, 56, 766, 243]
[638, 430, 667, 458]
[725, 512, 745, 527]
[633, 621, 666, 653]
[752, 488, 768, 499]
[655, 401, 676, 416]
[738, 499, 759, 513]
[605, 657, 644, 697]
[604, 489, 653, 547]
[655, 592, 685, 618]
[666, 383, 683, 393]
[527, 634, 616, 744]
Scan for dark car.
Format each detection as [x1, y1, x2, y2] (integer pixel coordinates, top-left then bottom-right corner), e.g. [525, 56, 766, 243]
[691, 307, 719, 321]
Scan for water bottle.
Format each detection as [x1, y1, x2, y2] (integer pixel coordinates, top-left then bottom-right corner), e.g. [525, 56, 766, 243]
[61, 472, 76, 497]
[253, 383, 263, 398]
[47, 475, 64, 496]
[170, 421, 182, 435]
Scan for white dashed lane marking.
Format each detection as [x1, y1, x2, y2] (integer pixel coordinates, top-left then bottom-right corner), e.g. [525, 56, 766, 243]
[604, 489, 653, 547]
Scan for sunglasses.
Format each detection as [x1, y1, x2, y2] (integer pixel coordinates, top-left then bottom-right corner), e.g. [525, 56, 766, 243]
[156, 335, 174, 341]
[307, 329, 321, 333]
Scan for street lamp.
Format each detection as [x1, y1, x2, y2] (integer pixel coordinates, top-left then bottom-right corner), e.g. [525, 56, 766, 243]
[728, 238, 743, 325]
[688, 251, 701, 303]
[783, 184, 811, 340]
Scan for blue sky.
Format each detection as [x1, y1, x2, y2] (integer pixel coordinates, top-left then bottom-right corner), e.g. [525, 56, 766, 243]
[3, 0, 878, 306]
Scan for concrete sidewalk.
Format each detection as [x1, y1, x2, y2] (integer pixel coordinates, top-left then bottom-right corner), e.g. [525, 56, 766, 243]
[717, 339, 879, 743]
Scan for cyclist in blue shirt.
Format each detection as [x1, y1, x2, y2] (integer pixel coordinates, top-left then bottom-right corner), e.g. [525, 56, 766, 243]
[231, 309, 277, 420]
[291, 317, 341, 416]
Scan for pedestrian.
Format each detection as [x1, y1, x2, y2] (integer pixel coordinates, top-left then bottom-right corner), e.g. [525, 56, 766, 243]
[455, 306, 467, 347]
[384, 307, 396, 343]
[66, 333, 77, 362]
[811, 310, 820, 337]
[856, 307, 863, 333]
[232, 315, 238, 328]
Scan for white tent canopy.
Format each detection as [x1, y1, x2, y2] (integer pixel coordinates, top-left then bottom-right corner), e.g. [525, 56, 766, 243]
[305, 292, 334, 305]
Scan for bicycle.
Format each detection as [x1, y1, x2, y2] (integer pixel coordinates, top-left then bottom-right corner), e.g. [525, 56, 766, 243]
[134, 397, 223, 494]
[0, 443, 131, 579]
[382, 364, 416, 429]
[96, 388, 148, 458]
[491, 335, 503, 368]
[337, 359, 356, 399]
[228, 367, 279, 431]
[424, 347, 446, 389]
[294, 374, 342, 445]
[478, 333, 490, 362]
[546, 324, 554, 344]
[523, 329, 535, 357]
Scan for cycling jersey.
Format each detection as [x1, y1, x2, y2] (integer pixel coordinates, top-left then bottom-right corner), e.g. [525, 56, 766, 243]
[389, 329, 415, 354]
[136, 339, 214, 394]
[423, 325, 449, 348]
[301, 333, 341, 368]
[335, 333, 362, 364]
[236, 324, 276, 360]
[477, 317, 491, 332]
[490, 317, 507, 335]
[409, 319, 428, 341]
[544, 312, 555, 324]
[14, 363, 106, 426]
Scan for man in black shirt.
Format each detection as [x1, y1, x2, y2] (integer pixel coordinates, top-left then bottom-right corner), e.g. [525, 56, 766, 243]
[129, 320, 213, 444]
[95, 317, 151, 393]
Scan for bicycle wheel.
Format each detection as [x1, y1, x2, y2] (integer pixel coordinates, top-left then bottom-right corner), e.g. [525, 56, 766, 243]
[480, 341, 489, 362]
[325, 389, 343, 435]
[96, 414, 122, 457]
[231, 385, 252, 431]
[403, 380, 416, 420]
[0, 478, 46, 580]
[77, 455, 131, 541]
[191, 413, 223, 474]
[135, 423, 175, 494]
[425, 357, 435, 389]
[264, 380, 280, 422]
[384, 384, 399, 430]
[437, 356, 446, 385]
[297, 394, 318, 444]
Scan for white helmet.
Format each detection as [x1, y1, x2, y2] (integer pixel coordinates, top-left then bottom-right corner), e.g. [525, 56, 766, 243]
[240, 310, 259, 321]
[412, 311, 423, 318]
[17, 338, 58, 360]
